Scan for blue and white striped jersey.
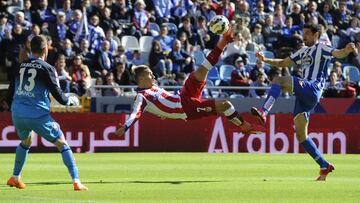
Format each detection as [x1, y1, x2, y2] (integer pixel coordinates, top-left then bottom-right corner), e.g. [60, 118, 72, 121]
[290, 43, 334, 89]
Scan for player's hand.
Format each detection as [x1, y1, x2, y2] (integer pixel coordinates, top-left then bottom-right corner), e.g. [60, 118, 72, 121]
[116, 124, 126, 136]
[222, 26, 233, 43]
[67, 95, 80, 106]
[345, 43, 357, 54]
[256, 52, 265, 62]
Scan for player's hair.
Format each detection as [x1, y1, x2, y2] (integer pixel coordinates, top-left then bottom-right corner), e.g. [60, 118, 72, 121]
[303, 23, 321, 34]
[134, 65, 150, 82]
[30, 35, 47, 54]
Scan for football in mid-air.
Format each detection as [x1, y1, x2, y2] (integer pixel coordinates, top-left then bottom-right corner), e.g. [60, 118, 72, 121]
[208, 15, 230, 35]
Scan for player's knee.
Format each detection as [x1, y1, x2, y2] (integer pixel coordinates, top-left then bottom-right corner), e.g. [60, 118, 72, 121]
[216, 100, 232, 112]
[54, 134, 69, 150]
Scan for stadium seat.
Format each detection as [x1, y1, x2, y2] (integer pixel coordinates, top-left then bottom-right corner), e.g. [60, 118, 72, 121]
[331, 35, 341, 49]
[163, 22, 178, 36]
[193, 50, 205, 66]
[204, 80, 219, 98]
[121, 36, 140, 51]
[149, 22, 160, 36]
[263, 50, 275, 59]
[219, 65, 235, 82]
[246, 51, 257, 65]
[140, 51, 150, 64]
[343, 66, 360, 82]
[139, 36, 154, 52]
[207, 67, 220, 81]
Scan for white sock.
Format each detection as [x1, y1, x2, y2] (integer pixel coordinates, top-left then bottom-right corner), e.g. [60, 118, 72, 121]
[223, 105, 236, 117]
[73, 179, 80, 183]
[13, 175, 20, 180]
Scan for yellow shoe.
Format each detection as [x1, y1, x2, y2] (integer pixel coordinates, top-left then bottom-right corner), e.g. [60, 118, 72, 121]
[7, 177, 26, 189]
[73, 182, 88, 191]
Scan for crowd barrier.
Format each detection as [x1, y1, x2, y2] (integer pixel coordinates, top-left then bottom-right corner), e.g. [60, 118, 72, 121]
[1, 112, 359, 154]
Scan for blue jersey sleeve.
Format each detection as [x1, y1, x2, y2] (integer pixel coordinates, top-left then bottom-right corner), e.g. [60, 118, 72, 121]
[45, 65, 69, 105]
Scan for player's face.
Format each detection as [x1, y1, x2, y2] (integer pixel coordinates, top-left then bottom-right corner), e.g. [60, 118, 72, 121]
[141, 68, 156, 88]
[303, 28, 317, 46]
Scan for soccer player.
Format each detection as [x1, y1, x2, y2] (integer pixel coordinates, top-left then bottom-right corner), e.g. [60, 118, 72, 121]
[6, 35, 88, 191]
[251, 23, 358, 181]
[116, 28, 264, 136]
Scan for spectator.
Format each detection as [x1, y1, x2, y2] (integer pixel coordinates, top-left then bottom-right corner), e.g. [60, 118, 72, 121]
[57, 0, 73, 23]
[250, 1, 267, 27]
[210, 0, 235, 21]
[70, 55, 91, 96]
[45, 35, 58, 65]
[22, 0, 35, 23]
[169, 39, 194, 74]
[27, 24, 41, 41]
[0, 14, 12, 41]
[77, 39, 94, 69]
[13, 11, 32, 31]
[110, 0, 132, 35]
[99, 7, 121, 34]
[59, 38, 76, 64]
[223, 32, 246, 62]
[231, 57, 251, 96]
[250, 59, 269, 82]
[289, 3, 304, 26]
[196, 2, 216, 23]
[177, 31, 192, 54]
[346, 17, 360, 42]
[331, 61, 346, 82]
[251, 23, 266, 52]
[152, 0, 174, 23]
[131, 0, 150, 39]
[263, 15, 282, 50]
[170, 0, 193, 25]
[67, 9, 83, 42]
[279, 16, 304, 48]
[235, 0, 251, 20]
[131, 49, 147, 66]
[324, 71, 356, 98]
[88, 14, 105, 53]
[352, 42, 360, 69]
[113, 61, 133, 86]
[94, 40, 115, 76]
[55, 54, 72, 93]
[104, 29, 119, 56]
[178, 17, 195, 46]
[273, 4, 286, 28]
[233, 18, 251, 44]
[34, 0, 57, 25]
[319, 1, 336, 37]
[103, 72, 122, 96]
[195, 16, 218, 50]
[46, 11, 68, 49]
[319, 24, 331, 46]
[334, 1, 352, 31]
[304, 1, 326, 26]
[250, 72, 268, 98]
[18, 38, 31, 63]
[149, 40, 172, 77]
[114, 45, 128, 64]
[154, 25, 174, 53]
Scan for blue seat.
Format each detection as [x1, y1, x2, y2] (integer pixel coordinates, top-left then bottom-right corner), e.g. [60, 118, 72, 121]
[219, 65, 235, 82]
[246, 51, 257, 65]
[331, 35, 341, 49]
[343, 65, 360, 82]
[207, 67, 220, 81]
[163, 22, 178, 36]
[149, 23, 160, 36]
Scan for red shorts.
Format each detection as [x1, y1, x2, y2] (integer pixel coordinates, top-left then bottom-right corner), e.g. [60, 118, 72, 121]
[180, 73, 217, 120]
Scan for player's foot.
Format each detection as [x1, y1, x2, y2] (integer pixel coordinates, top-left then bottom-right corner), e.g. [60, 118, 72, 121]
[251, 107, 267, 125]
[316, 163, 335, 181]
[7, 177, 26, 189]
[73, 182, 88, 191]
[239, 121, 266, 134]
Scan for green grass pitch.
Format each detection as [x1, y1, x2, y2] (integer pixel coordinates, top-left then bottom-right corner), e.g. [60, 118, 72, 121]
[0, 153, 359, 203]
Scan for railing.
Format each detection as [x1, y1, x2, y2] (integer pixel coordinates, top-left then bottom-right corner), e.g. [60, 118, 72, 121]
[88, 85, 271, 90]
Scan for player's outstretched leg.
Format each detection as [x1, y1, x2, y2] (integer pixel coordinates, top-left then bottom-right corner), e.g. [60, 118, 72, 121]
[294, 113, 334, 181]
[216, 100, 265, 134]
[251, 76, 292, 125]
[7, 134, 33, 189]
[54, 135, 88, 191]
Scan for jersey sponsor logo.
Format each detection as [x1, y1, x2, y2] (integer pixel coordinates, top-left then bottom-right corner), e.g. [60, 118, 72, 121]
[20, 63, 42, 69]
[196, 107, 212, 112]
[301, 54, 313, 66]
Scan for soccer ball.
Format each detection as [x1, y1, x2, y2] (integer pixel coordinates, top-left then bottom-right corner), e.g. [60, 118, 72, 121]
[208, 15, 230, 35]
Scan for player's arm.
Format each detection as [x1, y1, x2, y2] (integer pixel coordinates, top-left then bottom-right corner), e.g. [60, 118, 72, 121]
[116, 94, 147, 136]
[332, 43, 358, 59]
[256, 52, 295, 68]
[45, 66, 69, 105]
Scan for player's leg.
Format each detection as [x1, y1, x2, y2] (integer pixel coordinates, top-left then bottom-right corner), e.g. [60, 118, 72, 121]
[33, 115, 88, 191]
[294, 112, 334, 181]
[7, 118, 32, 189]
[215, 100, 265, 133]
[251, 75, 293, 124]
[193, 29, 232, 82]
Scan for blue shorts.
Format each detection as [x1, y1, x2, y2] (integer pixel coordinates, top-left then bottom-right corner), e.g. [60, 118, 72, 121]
[12, 115, 63, 143]
[292, 77, 322, 120]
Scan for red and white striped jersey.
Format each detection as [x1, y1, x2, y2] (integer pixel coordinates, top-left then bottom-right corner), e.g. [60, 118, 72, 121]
[124, 86, 187, 129]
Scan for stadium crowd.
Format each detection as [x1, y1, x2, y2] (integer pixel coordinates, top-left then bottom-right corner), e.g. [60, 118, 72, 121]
[0, 0, 359, 98]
